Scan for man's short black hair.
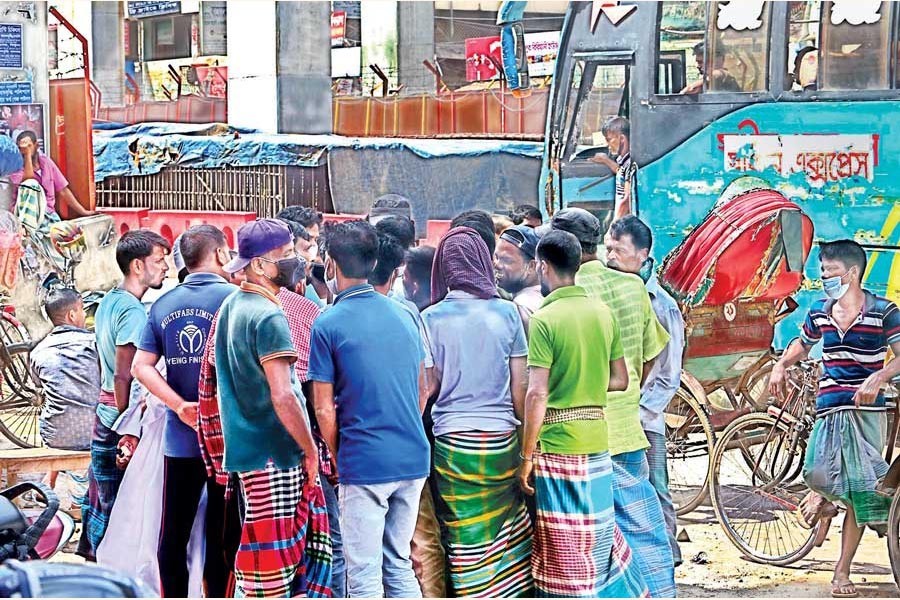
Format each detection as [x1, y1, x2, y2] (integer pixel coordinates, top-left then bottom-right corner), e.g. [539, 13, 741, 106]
[405, 245, 436, 289]
[509, 204, 542, 225]
[276, 206, 323, 229]
[819, 239, 867, 282]
[601, 116, 630, 139]
[116, 230, 170, 275]
[281, 219, 311, 243]
[451, 209, 496, 256]
[324, 220, 378, 279]
[16, 130, 37, 145]
[608, 215, 653, 252]
[369, 232, 406, 287]
[44, 287, 82, 326]
[375, 216, 416, 249]
[537, 230, 582, 278]
[180, 224, 227, 270]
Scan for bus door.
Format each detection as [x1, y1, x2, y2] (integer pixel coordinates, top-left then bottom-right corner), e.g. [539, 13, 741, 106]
[550, 51, 633, 227]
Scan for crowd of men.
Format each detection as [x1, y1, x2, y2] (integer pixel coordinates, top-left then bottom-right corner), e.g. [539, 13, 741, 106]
[28, 184, 900, 598]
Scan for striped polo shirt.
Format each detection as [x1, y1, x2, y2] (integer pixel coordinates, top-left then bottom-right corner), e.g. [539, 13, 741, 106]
[800, 290, 900, 411]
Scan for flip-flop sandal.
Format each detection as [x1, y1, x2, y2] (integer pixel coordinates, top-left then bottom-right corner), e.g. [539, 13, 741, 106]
[831, 579, 859, 598]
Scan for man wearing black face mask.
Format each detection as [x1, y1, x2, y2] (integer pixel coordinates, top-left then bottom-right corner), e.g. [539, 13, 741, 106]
[131, 224, 238, 597]
[215, 219, 327, 597]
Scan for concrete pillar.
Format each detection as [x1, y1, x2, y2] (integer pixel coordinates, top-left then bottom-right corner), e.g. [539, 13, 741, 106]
[226, 0, 331, 134]
[91, 0, 125, 107]
[226, 0, 277, 131]
[276, 1, 331, 134]
[398, 1, 435, 95]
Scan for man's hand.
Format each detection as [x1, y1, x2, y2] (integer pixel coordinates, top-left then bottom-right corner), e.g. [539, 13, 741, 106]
[590, 153, 617, 170]
[768, 363, 787, 400]
[302, 445, 320, 490]
[116, 435, 139, 470]
[176, 401, 199, 430]
[854, 371, 886, 406]
[17, 138, 34, 159]
[517, 459, 535, 496]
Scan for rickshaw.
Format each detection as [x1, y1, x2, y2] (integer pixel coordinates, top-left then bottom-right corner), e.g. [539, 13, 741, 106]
[659, 176, 815, 515]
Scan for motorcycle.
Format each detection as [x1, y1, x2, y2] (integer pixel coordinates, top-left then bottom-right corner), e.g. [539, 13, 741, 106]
[0, 482, 152, 597]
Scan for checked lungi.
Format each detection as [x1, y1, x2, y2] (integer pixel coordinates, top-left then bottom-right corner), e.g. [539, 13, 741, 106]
[76, 392, 123, 561]
[803, 409, 891, 527]
[433, 431, 534, 597]
[532, 451, 648, 598]
[234, 461, 332, 598]
[612, 450, 677, 598]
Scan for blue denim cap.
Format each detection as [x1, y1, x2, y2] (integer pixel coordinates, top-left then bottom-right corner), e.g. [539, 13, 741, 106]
[499, 224, 539, 259]
[224, 218, 292, 274]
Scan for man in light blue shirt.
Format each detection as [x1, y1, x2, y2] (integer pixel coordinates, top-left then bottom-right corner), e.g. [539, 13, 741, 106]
[605, 215, 684, 566]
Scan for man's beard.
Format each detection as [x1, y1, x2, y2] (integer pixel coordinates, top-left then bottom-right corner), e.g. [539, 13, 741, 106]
[499, 273, 529, 296]
[540, 279, 551, 297]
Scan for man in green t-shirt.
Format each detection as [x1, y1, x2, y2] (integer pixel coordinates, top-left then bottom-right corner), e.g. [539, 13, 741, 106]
[215, 219, 328, 597]
[551, 208, 675, 598]
[517, 230, 647, 597]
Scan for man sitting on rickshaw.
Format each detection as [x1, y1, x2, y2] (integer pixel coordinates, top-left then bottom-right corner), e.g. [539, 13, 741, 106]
[770, 239, 900, 599]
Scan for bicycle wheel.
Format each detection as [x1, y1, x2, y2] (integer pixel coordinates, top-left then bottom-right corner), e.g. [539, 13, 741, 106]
[740, 361, 774, 411]
[888, 487, 900, 590]
[0, 343, 43, 448]
[666, 385, 715, 515]
[710, 413, 820, 566]
[0, 313, 34, 402]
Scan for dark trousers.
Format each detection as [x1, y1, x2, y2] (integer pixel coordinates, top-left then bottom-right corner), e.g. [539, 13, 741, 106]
[158, 456, 239, 598]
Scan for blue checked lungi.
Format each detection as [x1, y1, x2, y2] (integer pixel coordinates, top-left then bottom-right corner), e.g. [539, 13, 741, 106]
[533, 451, 649, 598]
[76, 401, 123, 561]
[645, 430, 682, 566]
[613, 449, 677, 598]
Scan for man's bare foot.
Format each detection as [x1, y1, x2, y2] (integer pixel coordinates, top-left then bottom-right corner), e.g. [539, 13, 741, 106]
[831, 577, 859, 598]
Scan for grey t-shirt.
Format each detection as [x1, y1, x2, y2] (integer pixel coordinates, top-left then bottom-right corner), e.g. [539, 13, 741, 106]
[422, 290, 528, 437]
[30, 325, 101, 450]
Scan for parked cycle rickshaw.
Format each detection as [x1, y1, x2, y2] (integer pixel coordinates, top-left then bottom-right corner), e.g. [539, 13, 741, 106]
[658, 181, 815, 515]
[710, 360, 900, 569]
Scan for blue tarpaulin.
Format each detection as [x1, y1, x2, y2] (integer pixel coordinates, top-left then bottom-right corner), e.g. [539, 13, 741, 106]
[92, 122, 544, 182]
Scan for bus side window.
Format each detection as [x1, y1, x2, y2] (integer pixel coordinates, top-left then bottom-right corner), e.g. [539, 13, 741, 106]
[657, 2, 707, 95]
[787, 1, 821, 92]
[707, 1, 771, 93]
[819, 1, 890, 90]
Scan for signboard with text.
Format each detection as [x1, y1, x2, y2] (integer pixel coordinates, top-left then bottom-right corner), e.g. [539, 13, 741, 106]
[524, 31, 559, 77]
[127, 1, 181, 18]
[0, 82, 31, 104]
[465, 36, 502, 81]
[0, 24, 23, 70]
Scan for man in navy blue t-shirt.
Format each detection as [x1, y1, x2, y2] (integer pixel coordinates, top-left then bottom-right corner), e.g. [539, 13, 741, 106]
[309, 220, 430, 598]
[132, 225, 236, 598]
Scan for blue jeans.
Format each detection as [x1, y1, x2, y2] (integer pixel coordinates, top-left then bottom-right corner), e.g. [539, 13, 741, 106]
[322, 478, 346, 597]
[340, 478, 426, 598]
[645, 430, 682, 566]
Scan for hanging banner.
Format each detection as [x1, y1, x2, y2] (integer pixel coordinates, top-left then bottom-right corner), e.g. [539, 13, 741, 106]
[465, 36, 502, 82]
[331, 10, 346, 48]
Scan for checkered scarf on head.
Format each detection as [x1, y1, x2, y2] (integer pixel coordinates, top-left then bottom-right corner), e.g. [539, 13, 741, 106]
[431, 226, 498, 304]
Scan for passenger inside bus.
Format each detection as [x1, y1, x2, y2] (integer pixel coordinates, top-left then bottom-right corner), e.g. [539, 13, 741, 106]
[680, 42, 741, 94]
[791, 45, 818, 91]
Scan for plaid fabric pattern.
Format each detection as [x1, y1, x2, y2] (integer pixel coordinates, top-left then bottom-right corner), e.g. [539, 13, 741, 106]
[76, 411, 124, 561]
[431, 227, 498, 304]
[532, 451, 648, 598]
[198, 314, 228, 486]
[612, 450, 676, 598]
[645, 431, 682, 565]
[235, 461, 332, 598]
[804, 409, 891, 526]
[276, 289, 321, 383]
[433, 431, 534, 597]
[575, 261, 668, 456]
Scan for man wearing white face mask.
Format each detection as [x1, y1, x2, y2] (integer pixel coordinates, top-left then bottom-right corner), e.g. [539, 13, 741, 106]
[769, 239, 900, 599]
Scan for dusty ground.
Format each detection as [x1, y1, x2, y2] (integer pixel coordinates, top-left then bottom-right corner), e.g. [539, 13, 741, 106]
[675, 504, 897, 598]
